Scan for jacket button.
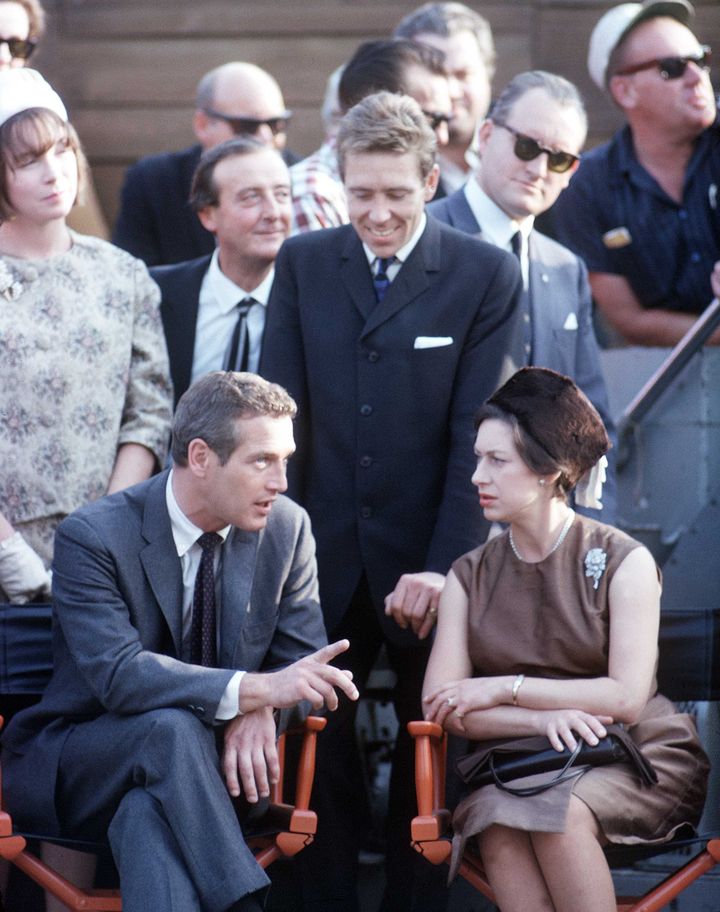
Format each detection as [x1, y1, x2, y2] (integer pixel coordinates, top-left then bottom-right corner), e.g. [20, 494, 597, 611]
[360, 506, 372, 519]
[368, 351, 379, 362]
[360, 455, 372, 468]
[360, 404, 372, 416]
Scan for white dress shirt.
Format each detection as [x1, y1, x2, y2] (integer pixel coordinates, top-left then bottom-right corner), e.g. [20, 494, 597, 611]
[464, 178, 533, 289]
[191, 250, 273, 384]
[165, 471, 243, 720]
[362, 212, 427, 281]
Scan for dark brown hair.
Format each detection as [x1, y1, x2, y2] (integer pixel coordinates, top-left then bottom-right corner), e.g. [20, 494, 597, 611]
[171, 371, 297, 466]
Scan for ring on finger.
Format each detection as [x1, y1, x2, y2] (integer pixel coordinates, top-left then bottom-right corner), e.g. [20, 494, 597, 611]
[428, 606, 438, 618]
[446, 696, 455, 707]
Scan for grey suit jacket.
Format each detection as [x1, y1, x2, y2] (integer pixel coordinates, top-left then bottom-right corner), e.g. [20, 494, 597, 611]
[429, 189, 617, 521]
[2, 470, 326, 835]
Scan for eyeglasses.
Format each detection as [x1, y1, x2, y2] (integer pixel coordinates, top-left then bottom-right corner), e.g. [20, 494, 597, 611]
[614, 45, 711, 80]
[492, 122, 580, 174]
[0, 37, 37, 60]
[422, 110, 452, 132]
[203, 108, 292, 137]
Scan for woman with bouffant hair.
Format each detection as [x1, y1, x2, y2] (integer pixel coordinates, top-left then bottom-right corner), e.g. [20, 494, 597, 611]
[420, 367, 708, 912]
[0, 69, 172, 603]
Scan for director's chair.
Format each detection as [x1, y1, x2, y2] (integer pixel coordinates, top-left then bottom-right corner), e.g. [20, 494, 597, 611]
[409, 606, 720, 912]
[0, 604, 327, 911]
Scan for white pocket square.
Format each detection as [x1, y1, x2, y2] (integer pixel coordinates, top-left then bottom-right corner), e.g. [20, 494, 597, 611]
[562, 313, 578, 330]
[414, 336, 453, 349]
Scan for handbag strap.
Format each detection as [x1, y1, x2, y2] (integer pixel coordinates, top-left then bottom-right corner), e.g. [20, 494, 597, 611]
[489, 739, 586, 797]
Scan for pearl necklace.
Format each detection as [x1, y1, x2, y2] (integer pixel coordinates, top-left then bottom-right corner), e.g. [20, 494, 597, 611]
[509, 510, 575, 562]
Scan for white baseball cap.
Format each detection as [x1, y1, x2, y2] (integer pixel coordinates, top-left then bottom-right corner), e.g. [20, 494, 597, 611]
[587, 0, 694, 90]
[0, 68, 67, 128]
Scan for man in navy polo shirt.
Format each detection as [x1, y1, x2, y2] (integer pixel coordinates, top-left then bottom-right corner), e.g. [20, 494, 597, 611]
[551, 0, 719, 347]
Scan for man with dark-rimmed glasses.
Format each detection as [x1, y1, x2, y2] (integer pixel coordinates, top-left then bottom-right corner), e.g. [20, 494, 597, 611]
[551, 0, 719, 347]
[113, 61, 299, 267]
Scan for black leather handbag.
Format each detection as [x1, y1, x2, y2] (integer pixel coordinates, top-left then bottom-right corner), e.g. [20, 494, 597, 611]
[456, 724, 658, 797]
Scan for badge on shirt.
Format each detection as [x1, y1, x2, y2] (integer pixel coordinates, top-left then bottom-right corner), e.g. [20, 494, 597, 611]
[602, 227, 632, 249]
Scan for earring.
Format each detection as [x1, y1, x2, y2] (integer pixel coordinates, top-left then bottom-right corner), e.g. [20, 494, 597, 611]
[538, 479, 546, 486]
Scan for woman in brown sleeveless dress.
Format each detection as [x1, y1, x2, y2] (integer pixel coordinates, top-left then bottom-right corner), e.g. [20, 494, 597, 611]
[422, 368, 709, 912]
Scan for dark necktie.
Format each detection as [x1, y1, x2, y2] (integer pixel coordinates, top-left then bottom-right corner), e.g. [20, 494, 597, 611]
[509, 231, 532, 365]
[190, 532, 222, 667]
[223, 298, 254, 373]
[373, 257, 394, 303]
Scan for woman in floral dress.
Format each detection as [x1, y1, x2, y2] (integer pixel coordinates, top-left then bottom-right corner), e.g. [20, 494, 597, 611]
[0, 69, 172, 601]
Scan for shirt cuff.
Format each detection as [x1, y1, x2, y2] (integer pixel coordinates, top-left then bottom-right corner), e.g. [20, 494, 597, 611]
[215, 670, 245, 721]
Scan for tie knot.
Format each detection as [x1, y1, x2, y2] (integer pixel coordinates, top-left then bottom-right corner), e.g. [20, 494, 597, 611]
[375, 257, 394, 277]
[237, 297, 254, 316]
[510, 231, 522, 260]
[196, 532, 222, 553]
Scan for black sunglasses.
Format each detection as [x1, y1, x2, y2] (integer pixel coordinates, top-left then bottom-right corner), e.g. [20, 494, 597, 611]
[0, 37, 36, 60]
[203, 108, 292, 137]
[615, 45, 711, 81]
[492, 122, 580, 174]
[422, 109, 452, 131]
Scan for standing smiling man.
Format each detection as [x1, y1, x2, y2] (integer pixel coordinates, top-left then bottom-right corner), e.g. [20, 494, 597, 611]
[152, 137, 292, 407]
[261, 91, 520, 911]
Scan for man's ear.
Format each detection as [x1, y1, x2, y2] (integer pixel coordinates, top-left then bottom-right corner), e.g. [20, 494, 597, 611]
[423, 163, 441, 202]
[186, 438, 214, 477]
[608, 74, 636, 111]
[476, 118, 493, 156]
[192, 108, 212, 146]
[197, 205, 217, 234]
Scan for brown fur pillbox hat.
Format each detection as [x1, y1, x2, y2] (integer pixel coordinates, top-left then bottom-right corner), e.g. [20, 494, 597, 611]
[487, 367, 610, 479]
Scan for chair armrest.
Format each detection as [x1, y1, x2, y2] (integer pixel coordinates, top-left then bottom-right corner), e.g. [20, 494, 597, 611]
[408, 720, 452, 863]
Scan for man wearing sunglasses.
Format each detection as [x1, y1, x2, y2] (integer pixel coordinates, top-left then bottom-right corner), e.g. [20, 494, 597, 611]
[551, 0, 719, 347]
[113, 61, 299, 267]
[429, 69, 616, 522]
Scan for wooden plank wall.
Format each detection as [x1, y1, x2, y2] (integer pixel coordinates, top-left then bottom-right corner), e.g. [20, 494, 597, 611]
[31, 0, 720, 228]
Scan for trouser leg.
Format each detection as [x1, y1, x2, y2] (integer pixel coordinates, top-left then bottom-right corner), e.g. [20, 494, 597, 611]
[109, 788, 202, 912]
[57, 708, 269, 912]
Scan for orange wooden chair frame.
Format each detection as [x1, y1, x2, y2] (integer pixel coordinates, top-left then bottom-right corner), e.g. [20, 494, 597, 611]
[0, 714, 326, 912]
[409, 720, 720, 912]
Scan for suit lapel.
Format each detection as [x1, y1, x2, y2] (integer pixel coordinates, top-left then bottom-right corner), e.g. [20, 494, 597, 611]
[218, 527, 260, 667]
[157, 255, 210, 405]
[448, 190, 483, 236]
[139, 472, 184, 655]
[340, 229, 376, 321]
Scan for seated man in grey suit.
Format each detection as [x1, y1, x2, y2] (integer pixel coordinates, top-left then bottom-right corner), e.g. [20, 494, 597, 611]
[429, 70, 616, 520]
[152, 137, 292, 407]
[1, 371, 358, 912]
